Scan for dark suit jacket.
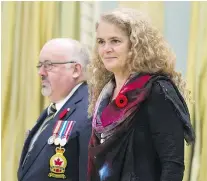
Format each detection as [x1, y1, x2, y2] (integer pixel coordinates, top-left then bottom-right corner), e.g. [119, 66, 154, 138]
[18, 83, 91, 181]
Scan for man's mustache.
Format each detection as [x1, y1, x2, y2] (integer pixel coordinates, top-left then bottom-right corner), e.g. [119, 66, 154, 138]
[41, 76, 47, 81]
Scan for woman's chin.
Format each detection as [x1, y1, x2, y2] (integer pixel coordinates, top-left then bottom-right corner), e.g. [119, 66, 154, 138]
[106, 67, 126, 75]
[104, 64, 118, 73]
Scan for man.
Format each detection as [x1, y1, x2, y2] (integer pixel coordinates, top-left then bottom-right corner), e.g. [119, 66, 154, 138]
[18, 38, 91, 181]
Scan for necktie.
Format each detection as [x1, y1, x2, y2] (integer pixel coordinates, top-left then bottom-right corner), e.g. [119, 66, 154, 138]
[48, 103, 57, 116]
[40, 103, 57, 132]
[26, 104, 57, 156]
[23, 104, 57, 166]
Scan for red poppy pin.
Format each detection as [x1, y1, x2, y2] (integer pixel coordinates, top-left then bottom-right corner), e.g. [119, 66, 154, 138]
[59, 108, 70, 119]
[115, 94, 128, 108]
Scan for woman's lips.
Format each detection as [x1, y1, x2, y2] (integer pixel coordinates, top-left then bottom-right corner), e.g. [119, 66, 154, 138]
[103, 57, 117, 60]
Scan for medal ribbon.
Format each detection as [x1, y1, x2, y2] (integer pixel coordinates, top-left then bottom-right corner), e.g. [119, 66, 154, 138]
[52, 120, 63, 137]
[62, 121, 76, 140]
[52, 121, 76, 145]
[58, 121, 68, 138]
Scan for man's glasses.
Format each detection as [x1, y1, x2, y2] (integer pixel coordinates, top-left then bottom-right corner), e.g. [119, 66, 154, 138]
[36, 60, 76, 71]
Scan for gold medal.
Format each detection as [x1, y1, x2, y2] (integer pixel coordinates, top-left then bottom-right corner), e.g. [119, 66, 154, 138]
[48, 147, 67, 179]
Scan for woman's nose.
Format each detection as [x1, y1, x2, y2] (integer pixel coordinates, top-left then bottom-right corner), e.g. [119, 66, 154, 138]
[103, 43, 113, 52]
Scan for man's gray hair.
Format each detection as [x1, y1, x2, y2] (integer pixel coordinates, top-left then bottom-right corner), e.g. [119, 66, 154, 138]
[67, 39, 90, 79]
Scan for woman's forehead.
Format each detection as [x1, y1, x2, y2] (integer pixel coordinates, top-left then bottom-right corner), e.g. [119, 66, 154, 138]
[96, 21, 128, 38]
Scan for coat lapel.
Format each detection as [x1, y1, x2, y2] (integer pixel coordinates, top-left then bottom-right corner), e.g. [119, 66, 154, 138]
[62, 107, 76, 120]
[19, 110, 47, 166]
[18, 110, 47, 180]
[19, 115, 57, 180]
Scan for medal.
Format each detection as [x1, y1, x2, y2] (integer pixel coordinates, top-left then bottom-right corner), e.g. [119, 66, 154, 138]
[56, 121, 76, 146]
[54, 137, 61, 145]
[48, 135, 55, 145]
[60, 138, 67, 147]
[48, 121, 76, 178]
[49, 120, 76, 146]
[48, 147, 67, 179]
[48, 120, 62, 145]
[60, 121, 76, 145]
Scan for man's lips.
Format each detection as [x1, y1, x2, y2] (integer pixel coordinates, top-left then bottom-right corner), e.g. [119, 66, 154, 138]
[41, 80, 49, 85]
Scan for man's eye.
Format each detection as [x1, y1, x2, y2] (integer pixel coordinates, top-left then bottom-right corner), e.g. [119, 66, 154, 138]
[36, 64, 42, 68]
[45, 63, 52, 67]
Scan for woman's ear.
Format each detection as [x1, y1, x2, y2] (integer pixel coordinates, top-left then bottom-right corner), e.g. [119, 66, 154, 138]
[128, 51, 132, 58]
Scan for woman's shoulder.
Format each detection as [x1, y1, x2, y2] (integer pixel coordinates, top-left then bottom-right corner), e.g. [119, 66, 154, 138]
[148, 76, 189, 116]
[147, 75, 195, 144]
[148, 75, 185, 106]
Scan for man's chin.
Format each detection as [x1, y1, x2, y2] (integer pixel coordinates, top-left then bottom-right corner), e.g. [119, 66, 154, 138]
[41, 88, 52, 97]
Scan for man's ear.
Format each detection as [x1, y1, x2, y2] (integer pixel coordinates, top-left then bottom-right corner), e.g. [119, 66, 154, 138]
[72, 63, 82, 78]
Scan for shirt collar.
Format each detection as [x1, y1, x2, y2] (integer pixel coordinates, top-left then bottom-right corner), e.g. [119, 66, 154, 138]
[48, 82, 83, 115]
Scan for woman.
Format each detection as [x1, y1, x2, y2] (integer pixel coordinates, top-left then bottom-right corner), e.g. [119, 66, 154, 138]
[87, 8, 195, 181]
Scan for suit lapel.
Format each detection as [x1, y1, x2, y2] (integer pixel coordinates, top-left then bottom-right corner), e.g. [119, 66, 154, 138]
[19, 110, 47, 166]
[18, 110, 47, 180]
[62, 107, 76, 120]
[19, 111, 60, 180]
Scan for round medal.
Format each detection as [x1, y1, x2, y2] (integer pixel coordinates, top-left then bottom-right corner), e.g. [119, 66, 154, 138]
[60, 138, 67, 147]
[54, 137, 61, 146]
[48, 135, 55, 145]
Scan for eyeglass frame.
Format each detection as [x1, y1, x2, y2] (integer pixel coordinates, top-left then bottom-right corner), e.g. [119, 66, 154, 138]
[36, 60, 77, 71]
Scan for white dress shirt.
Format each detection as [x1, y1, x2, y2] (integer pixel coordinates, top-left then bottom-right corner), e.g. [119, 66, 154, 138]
[48, 82, 83, 115]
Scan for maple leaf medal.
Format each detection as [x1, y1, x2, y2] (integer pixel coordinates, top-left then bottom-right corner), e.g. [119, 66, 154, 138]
[48, 147, 67, 179]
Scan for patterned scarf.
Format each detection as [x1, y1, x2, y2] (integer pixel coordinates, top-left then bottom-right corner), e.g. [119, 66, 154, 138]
[92, 73, 151, 134]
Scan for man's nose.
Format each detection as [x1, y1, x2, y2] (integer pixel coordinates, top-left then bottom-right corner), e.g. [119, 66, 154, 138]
[38, 65, 48, 76]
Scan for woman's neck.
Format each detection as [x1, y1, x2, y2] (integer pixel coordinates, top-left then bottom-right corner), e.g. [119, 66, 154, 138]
[112, 71, 131, 100]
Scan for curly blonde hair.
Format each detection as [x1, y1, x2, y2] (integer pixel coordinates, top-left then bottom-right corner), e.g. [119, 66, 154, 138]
[87, 8, 190, 116]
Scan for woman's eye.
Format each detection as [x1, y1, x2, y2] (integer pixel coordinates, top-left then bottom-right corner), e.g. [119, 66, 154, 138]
[111, 39, 120, 44]
[97, 40, 105, 45]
